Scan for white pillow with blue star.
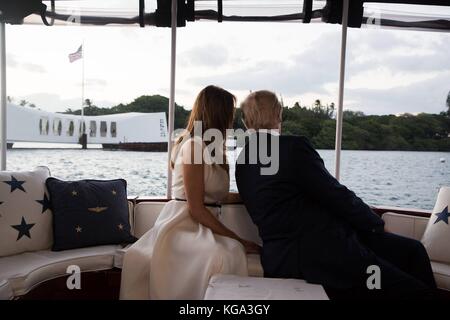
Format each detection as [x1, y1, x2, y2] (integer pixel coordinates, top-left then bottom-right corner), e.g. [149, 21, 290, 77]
[0, 166, 52, 257]
[422, 186, 450, 263]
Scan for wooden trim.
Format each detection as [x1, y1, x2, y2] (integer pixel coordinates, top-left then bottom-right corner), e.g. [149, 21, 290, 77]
[131, 196, 170, 203]
[128, 196, 433, 218]
[372, 206, 431, 218]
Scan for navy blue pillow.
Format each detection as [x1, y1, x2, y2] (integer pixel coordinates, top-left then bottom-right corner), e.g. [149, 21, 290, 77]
[46, 178, 136, 251]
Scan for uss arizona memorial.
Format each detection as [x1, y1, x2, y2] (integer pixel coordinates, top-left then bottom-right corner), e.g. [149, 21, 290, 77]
[7, 103, 168, 150]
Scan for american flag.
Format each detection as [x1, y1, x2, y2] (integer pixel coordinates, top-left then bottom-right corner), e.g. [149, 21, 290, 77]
[68, 45, 83, 63]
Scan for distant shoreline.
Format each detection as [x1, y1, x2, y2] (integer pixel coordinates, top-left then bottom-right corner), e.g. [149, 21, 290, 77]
[7, 146, 450, 153]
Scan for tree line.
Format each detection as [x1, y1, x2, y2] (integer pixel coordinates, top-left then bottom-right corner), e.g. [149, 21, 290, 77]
[62, 94, 450, 151]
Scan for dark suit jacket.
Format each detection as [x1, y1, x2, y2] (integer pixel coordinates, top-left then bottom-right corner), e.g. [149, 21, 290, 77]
[235, 133, 385, 288]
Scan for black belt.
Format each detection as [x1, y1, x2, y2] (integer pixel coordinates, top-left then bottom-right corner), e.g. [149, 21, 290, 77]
[174, 198, 222, 208]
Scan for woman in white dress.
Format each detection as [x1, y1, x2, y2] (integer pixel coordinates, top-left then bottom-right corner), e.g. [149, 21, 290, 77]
[120, 85, 260, 300]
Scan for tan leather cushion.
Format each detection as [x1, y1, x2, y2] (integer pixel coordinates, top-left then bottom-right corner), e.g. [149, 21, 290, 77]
[382, 211, 450, 290]
[0, 245, 119, 297]
[129, 202, 264, 276]
[382, 212, 429, 240]
[127, 201, 134, 235]
[219, 204, 262, 245]
[133, 202, 261, 243]
[133, 202, 166, 238]
[114, 243, 264, 277]
[431, 261, 450, 291]
[247, 254, 264, 277]
[0, 280, 12, 300]
[422, 187, 450, 264]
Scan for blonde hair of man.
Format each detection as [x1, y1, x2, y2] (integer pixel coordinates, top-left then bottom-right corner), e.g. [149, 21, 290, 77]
[240, 90, 282, 131]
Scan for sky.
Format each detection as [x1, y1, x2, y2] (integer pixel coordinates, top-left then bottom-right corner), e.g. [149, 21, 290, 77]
[4, 6, 450, 116]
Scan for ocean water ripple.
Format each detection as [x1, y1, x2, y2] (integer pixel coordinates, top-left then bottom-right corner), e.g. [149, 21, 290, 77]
[7, 149, 450, 210]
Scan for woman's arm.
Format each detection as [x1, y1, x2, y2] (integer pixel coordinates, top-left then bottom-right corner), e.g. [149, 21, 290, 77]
[184, 161, 241, 240]
[221, 192, 242, 204]
[183, 161, 260, 253]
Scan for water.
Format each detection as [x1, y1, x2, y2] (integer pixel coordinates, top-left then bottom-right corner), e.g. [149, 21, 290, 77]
[6, 148, 450, 211]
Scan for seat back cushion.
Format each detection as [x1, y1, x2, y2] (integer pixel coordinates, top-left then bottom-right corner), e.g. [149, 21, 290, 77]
[133, 202, 262, 244]
[46, 178, 136, 251]
[0, 166, 52, 257]
[382, 212, 429, 241]
[134, 202, 166, 238]
[128, 201, 134, 235]
[219, 204, 262, 245]
[421, 186, 450, 263]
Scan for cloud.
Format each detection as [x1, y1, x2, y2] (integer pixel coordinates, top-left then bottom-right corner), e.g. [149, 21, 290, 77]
[6, 53, 46, 73]
[346, 71, 450, 115]
[188, 32, 341, 95]
[12, 93, 116, 113]
[6, 53, 18, 68]
[188, 30, 450, 115]
[85, 78, 108, 87]
[179, 44, 229, 67]
[347, 33, 450, 75]
[21, 62, 46, 73]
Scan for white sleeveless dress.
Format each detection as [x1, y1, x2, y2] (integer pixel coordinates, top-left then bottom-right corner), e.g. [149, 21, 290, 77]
[120, 138, 248, 300]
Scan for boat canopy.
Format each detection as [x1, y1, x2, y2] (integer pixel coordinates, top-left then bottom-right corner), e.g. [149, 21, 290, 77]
[0, 1, 449, 32]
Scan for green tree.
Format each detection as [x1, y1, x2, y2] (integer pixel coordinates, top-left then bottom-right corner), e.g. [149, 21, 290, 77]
[446, 90, 450, 116]
[84, 99, 93, 108]
[63, 94, 450, 152]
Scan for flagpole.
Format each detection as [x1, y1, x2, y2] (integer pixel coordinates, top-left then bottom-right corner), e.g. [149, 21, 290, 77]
[80, 40, 87, 149]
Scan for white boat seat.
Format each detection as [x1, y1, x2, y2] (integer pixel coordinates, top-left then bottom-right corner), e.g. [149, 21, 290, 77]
[382, 212, 450, 291]
[381, 212, 429, 241]
[0, 245, 120, 297]
[113, 245, 264, 278]
[431, 262, 450, 291]
[0, 201, 135, 299]
[0, 280, 13, 300]
[133, 202, 166, 238]
[204, 274, 328, 300]
[3, 205, 446, 300]
[114, 245, 131, 269]
[131, 202, 264, 277]
[247, 254, 264, 277]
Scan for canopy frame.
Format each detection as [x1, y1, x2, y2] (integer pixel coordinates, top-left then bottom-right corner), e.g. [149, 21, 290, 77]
[0, 22, 6, 171]
[166, 0, 178, 198]
[2, 1, 449, 32]
[334, 0, 349, 181]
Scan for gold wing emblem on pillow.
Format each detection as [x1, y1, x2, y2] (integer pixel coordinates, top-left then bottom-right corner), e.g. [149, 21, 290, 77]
[88, 206, 108, 213]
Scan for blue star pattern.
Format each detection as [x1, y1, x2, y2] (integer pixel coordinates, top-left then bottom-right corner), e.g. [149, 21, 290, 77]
[11, 216, 35, 240]
[434, 206, 449, 225]
[36, 194, 51, 213]
[0, 168, 53, 255]
[3, 176, 26, 193]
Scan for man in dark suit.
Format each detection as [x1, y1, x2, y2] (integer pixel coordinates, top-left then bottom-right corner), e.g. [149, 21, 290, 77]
[235, 90, 437, 299]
